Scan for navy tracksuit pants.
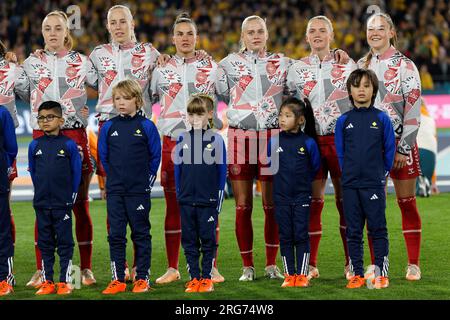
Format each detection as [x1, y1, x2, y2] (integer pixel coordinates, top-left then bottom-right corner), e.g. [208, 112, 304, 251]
[180, 205, 218, 280]
[35, 207, 74, 283]
[274, 196, 311, 276]
[107, 194, 151, 282]
[0, 194, 14, 284]
[343, 188, 389, 277]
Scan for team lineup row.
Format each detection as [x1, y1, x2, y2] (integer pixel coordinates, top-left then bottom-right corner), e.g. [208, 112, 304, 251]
[0, 5, 422, 296]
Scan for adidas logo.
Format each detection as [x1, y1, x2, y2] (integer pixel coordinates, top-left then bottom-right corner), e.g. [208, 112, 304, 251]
[63, 214, 70, 221]
[111, 131, 119, 136]
[137, 204, 145, 211]
[346, 123, 354, 129]
[183, 144, 189, 149]
[370, 194, 379, 200]
[207, 216, 215, 223]
[302, 204, 310, 207]
[35, 149, 43, 155]
[276, 147, 283, 153]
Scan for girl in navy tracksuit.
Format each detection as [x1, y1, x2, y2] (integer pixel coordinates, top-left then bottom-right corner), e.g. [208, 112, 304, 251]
[98, 79, 161, 294]
[174, 94, 227, 293]
[269, 97, 320, 288]
[335, 69, 395, 289]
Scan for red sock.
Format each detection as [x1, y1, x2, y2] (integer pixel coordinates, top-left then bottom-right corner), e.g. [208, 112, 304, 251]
[367, 229, 375, 265]
[309, 198, 324, 267]
[164, 190, 181, 270]
[235, 205, 254, 267]
[398, 196, 422, 265]
[263, 205, 279, 266]
[214, 219, 220, 268]
[34, 221, 41, 270]
[336, 198, 350, 266]
[73, 200, 93, 270]
[10, 211, 15, 245]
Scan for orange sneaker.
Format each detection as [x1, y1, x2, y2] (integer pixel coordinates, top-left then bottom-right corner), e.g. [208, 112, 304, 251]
[372, 276, 389, 289]
[185, 278, 200, 293]
[102, 280, 126, 295]
[281, 275, 296, 288]
[56, 282, 73, 295]
[132, 279, 151, 293]
[36, 280, 56, 295]
[295, 275, 310, 287]
[346, 276, 365, 289]
[0, 281, 13, 296]
[198, 278, 214, 293]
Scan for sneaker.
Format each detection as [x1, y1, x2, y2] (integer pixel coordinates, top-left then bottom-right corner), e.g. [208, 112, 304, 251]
[239, 266, 255, 281]
[132, 279, 151, 293]
[36, 280, 56, 295]
[155, 267, 180, 284]
[211, 267, 225, 283]
[372, 276, 389, 289]
[130, 267, 137, 283]
[344, 264, 355, 280]
[185, 278, 200, 293]
[406, 264, 421, 281]
[307, 265, 320, 280]
[81, 269, 96, 286]
[264, 265, 284, 279]
[124, 267, 131, 283]
[364, 264, 376, 280]
[346, 276, 365, 289]
[102, 280, 126, 295]
[198, 278, 214, 293]
[56, 282, 73, 295]
[295, 275, 310, 287]
[0, 281, 13, 296]
[281, 275, 296, 288]
[26, 270, 42, 288]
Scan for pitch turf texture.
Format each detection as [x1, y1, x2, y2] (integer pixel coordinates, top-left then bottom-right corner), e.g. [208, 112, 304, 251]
[4, 193, 450, 300]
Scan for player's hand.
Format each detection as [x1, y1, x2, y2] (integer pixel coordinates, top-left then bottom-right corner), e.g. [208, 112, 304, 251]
[77, 145, 84, 161]
[334, 49, 350, 64]
[80, 106, 89, 119]
[33, 49, 45, 59]
[100, 188, 107, 200]
[393, 152, 408, 170]
[157, 54, 171, 67]
[195, 50, 209, 60]
[5, 51, 17, 63]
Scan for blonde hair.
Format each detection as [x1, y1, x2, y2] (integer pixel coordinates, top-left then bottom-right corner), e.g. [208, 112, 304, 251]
[362, 12, 398, 68]
[306, 15, 334, 34]
[239, 15, 268, 52]
[187, 93, 215, 128]
[43, 11, 73, 51]
[107, 5, 137, 42]
[112, 79, 144, 110]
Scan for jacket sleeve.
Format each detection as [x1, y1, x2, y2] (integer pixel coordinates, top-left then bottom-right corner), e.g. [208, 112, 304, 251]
[85, 55, 98, 89]
[381, 112, 396, 175]
[286, 63, 306, 100]
[216, 61, 230, 105]
[1, 107, 18, 167]
[306, 137, 321, 179]
[149, 68, 161, 106]
[174, 134, 184, 197]
[98, 120, 112, 175]
[14, 63, 30, 102]
[334, 114, 346, 171]
[143, 119, 162, 189]
[28, 140, 37, 185]
[142, 45, 160, 119]
[215, 134, 227, 213]
[67, 139, 82, 203]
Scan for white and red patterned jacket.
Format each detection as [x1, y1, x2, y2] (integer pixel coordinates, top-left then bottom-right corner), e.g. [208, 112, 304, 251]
[217, 50, 293, 130]
[358, 46, 422, 155]
[89, 42, 160, 122]
[287, 53, 357, 135]
[0, 57, 20, 127]
[150, 55, 219, 137]
[15, 50, 97, 130]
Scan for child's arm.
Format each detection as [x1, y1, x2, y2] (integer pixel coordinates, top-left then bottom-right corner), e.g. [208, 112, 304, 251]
[1, 108, 18, 168]
[334, 114, 346, 171]
[27, 140, 37, 185]
[216, 134, 227, 213]
[98, 121, 112, 175]
[381, 112, 396, 175]
[67, 140, 82, 204]
[306, 137, 321, 179]
[143, 120, 162, 190]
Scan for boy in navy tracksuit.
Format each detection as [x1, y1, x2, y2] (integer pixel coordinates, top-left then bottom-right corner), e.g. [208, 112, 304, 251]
[28, 101, 81, 295]
[98, 79, 161, 294]
[269, 97, 320, 288]
[174, 94, 227, 293]
[335, 69, 395, 289]
[0, 104, 18, 296]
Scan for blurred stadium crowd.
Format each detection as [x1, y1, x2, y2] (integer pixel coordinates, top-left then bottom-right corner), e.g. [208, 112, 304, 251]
[1, 0, 450, 87]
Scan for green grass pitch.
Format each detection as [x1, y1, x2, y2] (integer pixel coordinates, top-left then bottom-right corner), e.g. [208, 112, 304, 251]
[4, 193, 450, 300]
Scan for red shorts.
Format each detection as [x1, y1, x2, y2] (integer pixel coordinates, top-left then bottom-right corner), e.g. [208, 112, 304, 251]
[390, 140, 421, 180]
[314, 135, 342, 180]
[97, 121, 107, 177]
[227, 128, 274, 181]
[160, 135, 177, 190]
[33, 128, 93, 175]
[8, 159, 17, 182]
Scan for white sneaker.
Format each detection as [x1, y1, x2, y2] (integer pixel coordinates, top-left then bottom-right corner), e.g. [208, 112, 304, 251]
[155, 267, 180, 284]
[307, 265, 320, 280]
[406, 264, 421, 281]
[239, 266, 255, 281]
[264, 265, 284, 280]
[26, 270, 42, 288]
[364, 264, 376, 280]
[211, 267, 225, 283]
[81, 269, 97, 286]
[344, 264, 355, 280]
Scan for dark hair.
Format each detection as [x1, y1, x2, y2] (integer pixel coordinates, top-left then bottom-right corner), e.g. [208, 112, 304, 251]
[280, 97, 317, 140]
[346, 69, 379, 106]
[172, 12, 197, 34]
[187, 94, 215, 128]
[38, 101, 63, 116]
[0, 40, 6, 57]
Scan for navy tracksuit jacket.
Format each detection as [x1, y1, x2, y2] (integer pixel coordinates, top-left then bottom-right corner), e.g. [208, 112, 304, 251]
[0, 106, 17, 285]
[98, 113, 161, 282]
[28, 133, 81, 283]
[335, 105, 395, 277]
[269, 130, 320, 276]
[174, 129, 227, 280]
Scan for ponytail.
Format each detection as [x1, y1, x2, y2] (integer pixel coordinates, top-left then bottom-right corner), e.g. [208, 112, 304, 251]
[302, 98, 317, 141]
